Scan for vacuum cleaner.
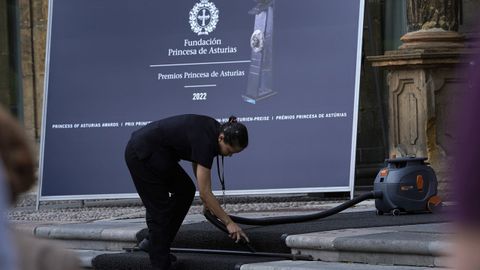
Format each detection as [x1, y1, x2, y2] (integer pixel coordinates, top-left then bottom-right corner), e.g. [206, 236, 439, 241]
[205, 157, 442, 235]
[374, 157, 441, 216]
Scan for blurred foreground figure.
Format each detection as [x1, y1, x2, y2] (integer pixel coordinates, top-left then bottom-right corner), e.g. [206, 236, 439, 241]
[0, 163, 17, 270]
[452, 51, 480, 270]
[0, 105, 81, 270]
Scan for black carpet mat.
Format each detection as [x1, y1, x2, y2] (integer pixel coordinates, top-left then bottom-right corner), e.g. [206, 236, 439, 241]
[141, 210, 450, 253]
[92, 251, 280, 270]
[93, 210, 450, 269]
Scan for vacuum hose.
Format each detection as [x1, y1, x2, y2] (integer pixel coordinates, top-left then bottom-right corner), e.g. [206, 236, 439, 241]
[205, 191, 383, 229]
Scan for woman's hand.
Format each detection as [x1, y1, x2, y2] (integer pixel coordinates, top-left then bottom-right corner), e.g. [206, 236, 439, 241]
[195, 164, 249, 243]
[226, 222, 249, 243]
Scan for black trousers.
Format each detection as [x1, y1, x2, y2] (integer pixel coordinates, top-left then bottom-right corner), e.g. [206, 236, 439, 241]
[125, 142, 195, 269]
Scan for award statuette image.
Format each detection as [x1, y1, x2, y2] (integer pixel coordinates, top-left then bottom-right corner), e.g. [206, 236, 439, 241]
[243, 0, 277, 104]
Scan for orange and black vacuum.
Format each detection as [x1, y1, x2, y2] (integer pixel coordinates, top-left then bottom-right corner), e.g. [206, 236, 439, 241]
[374, 157, 441, 216]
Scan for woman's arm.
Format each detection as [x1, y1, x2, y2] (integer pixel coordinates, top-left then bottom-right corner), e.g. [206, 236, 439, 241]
[194, 163, 249, 242]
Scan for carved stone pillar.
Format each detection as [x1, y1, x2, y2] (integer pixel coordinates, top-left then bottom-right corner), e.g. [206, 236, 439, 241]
[368, 0, 471, 197]
[406, 0, 459, 32]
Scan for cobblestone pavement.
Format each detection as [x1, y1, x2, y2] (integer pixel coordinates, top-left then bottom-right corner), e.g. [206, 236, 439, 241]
[8, 193, 373, 223]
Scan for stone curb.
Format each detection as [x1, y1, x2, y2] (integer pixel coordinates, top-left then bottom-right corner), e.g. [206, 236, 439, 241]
[285, 223, 454, 268]
[239, 260, 450, 270]
[34, 222, 145, 242]
[285, 223, 452, 256]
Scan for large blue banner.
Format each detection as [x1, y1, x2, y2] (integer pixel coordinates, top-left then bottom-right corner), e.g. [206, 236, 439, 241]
[40, 0, 364, 199]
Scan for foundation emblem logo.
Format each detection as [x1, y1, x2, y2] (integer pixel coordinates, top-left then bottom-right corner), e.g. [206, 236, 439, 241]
[189, 0, 219, 35]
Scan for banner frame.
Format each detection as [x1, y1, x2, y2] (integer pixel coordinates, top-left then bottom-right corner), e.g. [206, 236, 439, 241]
[36, 0, 365, 207]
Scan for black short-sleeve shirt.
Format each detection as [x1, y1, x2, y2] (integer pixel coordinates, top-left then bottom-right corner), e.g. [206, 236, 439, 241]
[129, 114, 220, 169]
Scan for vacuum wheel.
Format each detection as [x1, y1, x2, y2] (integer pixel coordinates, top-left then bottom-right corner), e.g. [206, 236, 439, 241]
[427, 195, 442, 213]
[391, 209, 401, 216]
[376, 210, 384, 216]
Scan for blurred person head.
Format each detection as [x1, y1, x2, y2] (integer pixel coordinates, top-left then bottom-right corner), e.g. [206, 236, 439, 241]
[451, 49, 480, 270]
[453, 53, 480, 227]
[0, 105, 35, 204]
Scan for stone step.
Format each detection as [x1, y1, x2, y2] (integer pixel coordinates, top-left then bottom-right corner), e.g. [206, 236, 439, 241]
[285, 223, 454, 268]
[33, 220, 144, 251]
[239, 260, 450, 270]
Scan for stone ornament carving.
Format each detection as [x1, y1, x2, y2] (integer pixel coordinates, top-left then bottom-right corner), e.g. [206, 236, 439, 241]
[406, 0, 459, 32]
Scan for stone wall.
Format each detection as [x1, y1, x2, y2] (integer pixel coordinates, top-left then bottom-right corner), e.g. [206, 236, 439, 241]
[355, 0, 388, 186]
[0, 0, 10, 107]
[18, 0, 48, 148]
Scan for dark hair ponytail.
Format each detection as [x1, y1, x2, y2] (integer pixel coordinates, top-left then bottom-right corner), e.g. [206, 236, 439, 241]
[220, 116, 248, 149]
